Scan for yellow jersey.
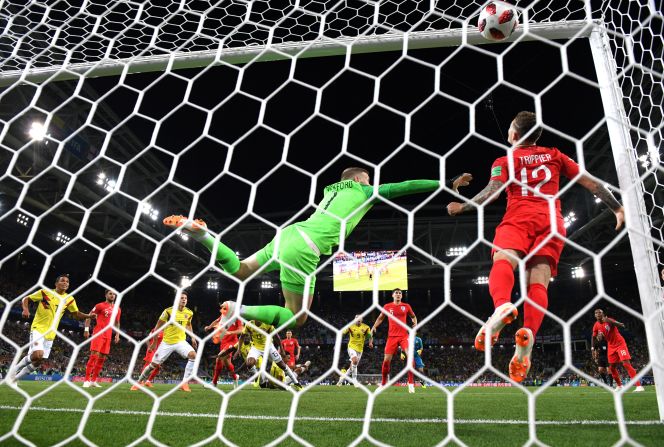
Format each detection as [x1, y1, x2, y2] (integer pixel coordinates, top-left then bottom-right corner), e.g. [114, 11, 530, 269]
[270, 362, 286, 383]
[28, 289, 79, 340]
[158, 306, 194, 344]
[240, 339, 251, 360]
[243, 321, 275, 351]
[344, 323, 371, 352]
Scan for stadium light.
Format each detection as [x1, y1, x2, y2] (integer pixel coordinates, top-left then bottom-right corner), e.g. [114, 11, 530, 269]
[261, 280, 274, 289]
[206, 280, 218, 290]
[141, 202, 159, 220]
[28, 121, 48, 141]
[180, 276, 191, 287]
[594, 196, 601, 203]
[55, 232, 71, 244]
[97, 172, 117, 192]
[17, 213, 30, 226]
[446, 246, 468, 257]
[473, 276, 489, 285]
[563, 211, 577, 229]
[571, 266, 585, 279]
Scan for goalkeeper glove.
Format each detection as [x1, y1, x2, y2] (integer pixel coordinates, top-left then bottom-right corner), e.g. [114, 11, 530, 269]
[400, 352, 406, 361]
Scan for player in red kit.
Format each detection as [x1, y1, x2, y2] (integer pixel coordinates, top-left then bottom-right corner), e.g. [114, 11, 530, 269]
[82, 290, 121, 388]
[592, 309, 644, 392]
[139, 328, 164, 387]
[205, 304, 243, 387]
[371, 288, 417, 393]
[448, 111, 625, 383]
[281, 330, 301, 369]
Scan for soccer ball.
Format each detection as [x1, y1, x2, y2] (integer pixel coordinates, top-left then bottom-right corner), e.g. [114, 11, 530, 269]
[478, 1, 518, 42]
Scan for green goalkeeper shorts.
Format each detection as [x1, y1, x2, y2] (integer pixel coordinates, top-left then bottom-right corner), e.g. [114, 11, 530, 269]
[256, 224, 320, 295]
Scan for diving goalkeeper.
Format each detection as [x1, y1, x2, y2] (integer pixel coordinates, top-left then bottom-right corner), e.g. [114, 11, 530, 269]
[164, 167, 472, 329]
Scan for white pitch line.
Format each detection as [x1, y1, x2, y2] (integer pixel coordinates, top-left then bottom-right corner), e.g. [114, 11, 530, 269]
[0, 405, 662, 425]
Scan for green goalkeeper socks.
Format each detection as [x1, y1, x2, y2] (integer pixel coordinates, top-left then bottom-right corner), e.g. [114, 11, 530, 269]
[242, 305, 296, 329]
[199, 234, 241, 275]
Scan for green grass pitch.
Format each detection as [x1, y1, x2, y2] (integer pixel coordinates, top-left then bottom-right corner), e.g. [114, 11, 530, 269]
[334, 258, 408, 291]
[0, 382, 662, 446]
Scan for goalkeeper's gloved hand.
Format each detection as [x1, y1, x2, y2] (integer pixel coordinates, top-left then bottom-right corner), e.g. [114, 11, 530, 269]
[417, 349, 422, 357]
[400, 352, 406, 361]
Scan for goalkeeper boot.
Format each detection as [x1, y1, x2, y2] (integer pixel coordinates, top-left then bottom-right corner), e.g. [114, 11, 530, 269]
[162, 215, 208, 240]
[475, 302, 518, 352]
[509, 328, 534, 383]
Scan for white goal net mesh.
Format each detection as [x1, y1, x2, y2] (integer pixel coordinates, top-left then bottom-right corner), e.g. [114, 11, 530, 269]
[0, 0, 662, 446]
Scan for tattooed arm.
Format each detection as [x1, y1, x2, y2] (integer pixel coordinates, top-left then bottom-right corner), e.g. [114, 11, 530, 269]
[447, 180, 503, 216]
[577, 175, 625, 230]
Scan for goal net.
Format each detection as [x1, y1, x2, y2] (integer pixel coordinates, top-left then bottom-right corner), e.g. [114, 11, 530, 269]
[0, 0, 662, 445]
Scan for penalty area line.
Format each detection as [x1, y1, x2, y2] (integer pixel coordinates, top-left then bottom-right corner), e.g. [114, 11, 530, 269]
[0, 405, 662, 425]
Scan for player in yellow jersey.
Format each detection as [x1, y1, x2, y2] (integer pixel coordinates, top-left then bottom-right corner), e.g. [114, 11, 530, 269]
[132, 292, 198, 392]
[236, 320, 302, 390]
[259, 358, 312, 389]
[337, 314, 373, 387]
[8, 274, 96, 384]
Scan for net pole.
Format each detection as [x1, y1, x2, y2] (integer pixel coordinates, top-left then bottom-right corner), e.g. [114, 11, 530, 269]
[0, 21, 592, 88]
[589, 25, 664, 420]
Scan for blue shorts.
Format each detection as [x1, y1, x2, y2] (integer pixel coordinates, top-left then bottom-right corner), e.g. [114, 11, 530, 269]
[414, 356, 424, 369]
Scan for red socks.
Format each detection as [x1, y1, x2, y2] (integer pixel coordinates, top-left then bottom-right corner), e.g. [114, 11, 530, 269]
[407, 371, 414, 385]
[624, 362, 641, 386]
[381, 361, 390, 386]
[91, 357, 106, 382]
[524, 283, 548, 337]
[85, 354, 98, 381]
[489, 259, 515, 308]
[213, 360, 223, 384]
[148, 365, 160, 382]
[609, 366, 622, 386]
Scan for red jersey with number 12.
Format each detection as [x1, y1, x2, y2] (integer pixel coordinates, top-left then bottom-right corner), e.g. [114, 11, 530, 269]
[383, 302, 414, 338]
[490, 146, 580, 218]
[592, 320, 626, 350]
[90, 302, 121, 336]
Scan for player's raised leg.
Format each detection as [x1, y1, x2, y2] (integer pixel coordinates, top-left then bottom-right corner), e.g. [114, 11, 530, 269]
[475, 249, 519, 351]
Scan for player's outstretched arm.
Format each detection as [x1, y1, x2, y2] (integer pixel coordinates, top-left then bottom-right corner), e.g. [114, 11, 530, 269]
[607, 318, 626, 328]
[73, 310, 96, 320]
[204, 316, 221, 332]
[447, 179, 503, 216]
[577, 175, 625, 230]
[373, 173, 472, 201]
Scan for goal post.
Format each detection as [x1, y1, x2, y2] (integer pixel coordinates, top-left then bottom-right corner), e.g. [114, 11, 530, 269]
[589, 23, 664, 419]
[0, 21, 592, 88]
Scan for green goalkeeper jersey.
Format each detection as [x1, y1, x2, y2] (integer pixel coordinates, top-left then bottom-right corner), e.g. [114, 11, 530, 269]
[295, 179, 440, 255]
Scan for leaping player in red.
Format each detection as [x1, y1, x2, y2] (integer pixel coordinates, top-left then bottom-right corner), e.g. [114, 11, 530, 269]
[592, 309, 644, 392]
[448, 111, 625, 383]
[205, 302, 243, 387]
[281, 330, 301, 369]
[371, 288, 417, 393]
[83, 290, 121, 388]
[135, 328, 164, 388]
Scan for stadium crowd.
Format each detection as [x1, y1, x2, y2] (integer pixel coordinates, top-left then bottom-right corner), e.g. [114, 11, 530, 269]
[0, 273, 652, 386]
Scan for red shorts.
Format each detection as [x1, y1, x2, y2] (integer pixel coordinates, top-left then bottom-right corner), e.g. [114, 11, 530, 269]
[90, 335, 112, 355]
[219, 341, 238, 356]
[608, 345, 631, 364]
[384, 336, 408, 356]
[285, 353, 296, 368]
[492, 212, 566, 276]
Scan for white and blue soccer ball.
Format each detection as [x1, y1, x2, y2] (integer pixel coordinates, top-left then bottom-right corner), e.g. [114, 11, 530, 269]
[478, 1, 519, 42]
